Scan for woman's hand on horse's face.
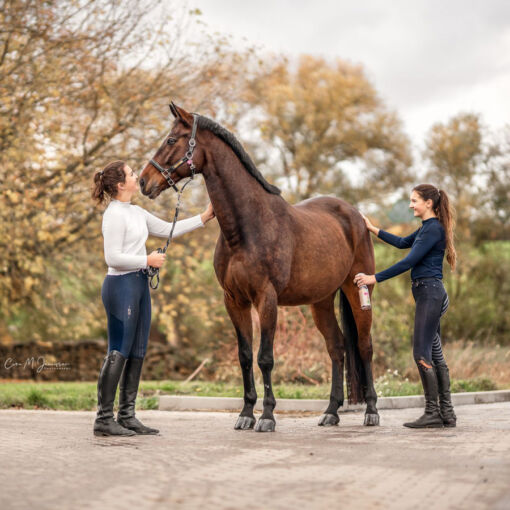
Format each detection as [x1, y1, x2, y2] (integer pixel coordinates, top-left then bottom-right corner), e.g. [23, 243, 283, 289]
[201, 202, 215, 224]
[147, 251, 166, 268]
[353, 273, 376, 287]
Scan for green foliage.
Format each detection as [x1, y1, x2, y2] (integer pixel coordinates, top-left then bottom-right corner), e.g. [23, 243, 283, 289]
[0, 382, 97, 410]
[451, 377, 497, 393]
[0, 375, 501, 410]
[443, 241, 510, 343]
[138, 396, 159, 410]
[370, 241, 510, 378]
[26, 388, 50, 408]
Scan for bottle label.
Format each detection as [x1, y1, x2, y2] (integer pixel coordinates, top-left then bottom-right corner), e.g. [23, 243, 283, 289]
[359, 285, 371, 310]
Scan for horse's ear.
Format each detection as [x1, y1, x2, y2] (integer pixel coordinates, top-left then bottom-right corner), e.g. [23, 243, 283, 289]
[171, 103, 193, 127]
[169, 102, 178, 118]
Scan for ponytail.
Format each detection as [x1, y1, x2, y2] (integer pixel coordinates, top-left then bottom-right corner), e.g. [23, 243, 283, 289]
[437, 189, 457, 271]
[92, 160, 126, 205]
[413, 184, 457, 271]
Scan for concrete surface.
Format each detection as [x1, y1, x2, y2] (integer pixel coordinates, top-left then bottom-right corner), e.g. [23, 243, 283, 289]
[1, 403, 509, 510]
[159, 389, 510, 412]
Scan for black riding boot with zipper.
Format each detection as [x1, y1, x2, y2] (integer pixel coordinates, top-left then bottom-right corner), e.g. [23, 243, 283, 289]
[435, 362, 457, 427]
[117, 357, 159, 435]
[404, 361, 444, 429]
[94, 350, 136, 437]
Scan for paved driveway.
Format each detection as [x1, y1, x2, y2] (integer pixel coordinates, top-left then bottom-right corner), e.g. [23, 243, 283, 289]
[1, 403, 509, 510]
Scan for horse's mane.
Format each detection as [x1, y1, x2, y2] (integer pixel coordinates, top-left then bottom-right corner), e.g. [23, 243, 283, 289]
[197, 115, 281, 195]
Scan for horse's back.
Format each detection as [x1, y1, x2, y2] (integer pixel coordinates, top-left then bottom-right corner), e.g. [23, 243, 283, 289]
[291, 195, 365, 244]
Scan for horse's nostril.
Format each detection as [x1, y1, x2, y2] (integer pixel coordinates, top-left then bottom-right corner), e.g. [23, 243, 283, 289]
[139, 178, 145, 188]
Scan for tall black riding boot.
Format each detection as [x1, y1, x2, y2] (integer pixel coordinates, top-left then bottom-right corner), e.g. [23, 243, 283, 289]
[435, 362, 457, 427]
[404, 361, 444, 428]
[94, 350, 136, 437]
[117, 357, 159, 435]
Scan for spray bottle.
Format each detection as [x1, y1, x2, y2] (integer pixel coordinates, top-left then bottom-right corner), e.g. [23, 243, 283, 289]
[355, 273, 372, 310]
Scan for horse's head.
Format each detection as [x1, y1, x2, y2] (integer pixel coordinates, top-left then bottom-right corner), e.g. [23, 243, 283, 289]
[139, 103, 204, 199]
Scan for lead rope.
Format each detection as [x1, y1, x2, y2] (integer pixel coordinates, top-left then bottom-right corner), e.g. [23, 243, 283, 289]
[145, 113, 199, 290]
[145, 171, 195, 290]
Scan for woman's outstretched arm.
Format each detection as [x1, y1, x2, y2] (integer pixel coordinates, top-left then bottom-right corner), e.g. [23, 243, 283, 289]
[361, 213, 419, 249]
[140, 203, 215, 239]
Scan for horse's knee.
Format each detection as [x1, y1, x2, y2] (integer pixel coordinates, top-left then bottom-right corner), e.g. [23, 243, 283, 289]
[257, 342, 274, 370]
[257, 356, 274, 371]
[239, 358, 253, 372]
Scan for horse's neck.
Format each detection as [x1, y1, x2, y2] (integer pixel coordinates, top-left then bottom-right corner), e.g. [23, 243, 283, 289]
[203, 145, 281, 249]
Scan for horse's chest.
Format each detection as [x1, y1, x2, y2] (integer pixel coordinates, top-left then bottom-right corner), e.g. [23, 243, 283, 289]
[215, 242, 290, 293]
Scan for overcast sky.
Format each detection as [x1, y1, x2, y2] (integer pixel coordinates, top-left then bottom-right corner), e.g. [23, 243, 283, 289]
[190, 0, 510, 149]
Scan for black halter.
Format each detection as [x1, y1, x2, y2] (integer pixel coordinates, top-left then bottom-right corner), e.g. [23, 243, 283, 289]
[149, 113, 198, 192]
[144, 113, 199, 289]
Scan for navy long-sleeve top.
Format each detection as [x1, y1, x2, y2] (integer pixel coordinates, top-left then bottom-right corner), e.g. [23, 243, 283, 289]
[375, 217, 446, 283]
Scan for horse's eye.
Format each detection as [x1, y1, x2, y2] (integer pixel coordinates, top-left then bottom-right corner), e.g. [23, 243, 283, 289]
[167, 137, 177, 145]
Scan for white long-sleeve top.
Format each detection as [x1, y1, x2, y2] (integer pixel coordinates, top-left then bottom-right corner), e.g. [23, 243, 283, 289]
[102, 199, 204, 275]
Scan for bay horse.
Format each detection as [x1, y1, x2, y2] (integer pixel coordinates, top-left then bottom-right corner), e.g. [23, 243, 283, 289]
[140, 103, 379, 432]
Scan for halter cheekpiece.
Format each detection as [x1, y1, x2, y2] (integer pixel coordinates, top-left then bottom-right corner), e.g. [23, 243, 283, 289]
[148, 113, 198, 193]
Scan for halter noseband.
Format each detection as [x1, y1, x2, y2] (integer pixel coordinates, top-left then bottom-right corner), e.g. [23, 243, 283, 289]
[148, 113, 198, 192]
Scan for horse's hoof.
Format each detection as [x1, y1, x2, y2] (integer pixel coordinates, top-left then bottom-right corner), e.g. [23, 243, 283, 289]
[318, 413, 340, 426]
[364, 413, 380, 426]
[254, 418, 276, 432]
[234, 416, 256, 430]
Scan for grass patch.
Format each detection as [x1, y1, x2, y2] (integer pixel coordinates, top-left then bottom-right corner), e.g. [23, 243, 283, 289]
[0, 376, 503, 411]
[0, 382, 98, 410]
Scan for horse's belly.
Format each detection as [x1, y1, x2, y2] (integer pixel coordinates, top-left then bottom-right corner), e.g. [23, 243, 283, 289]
[277, 269, 346, 305]
[276, 229, 352, 304]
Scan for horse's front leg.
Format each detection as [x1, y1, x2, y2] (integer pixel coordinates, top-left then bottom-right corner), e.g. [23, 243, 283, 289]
[254, 286, 278, 432]
[224, 293, 257, 430]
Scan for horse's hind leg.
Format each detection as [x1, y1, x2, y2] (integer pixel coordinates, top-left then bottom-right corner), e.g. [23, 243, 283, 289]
[224, 293, 257, 430]
[342, 281, 379, 426]
[311, 294, 346, 427]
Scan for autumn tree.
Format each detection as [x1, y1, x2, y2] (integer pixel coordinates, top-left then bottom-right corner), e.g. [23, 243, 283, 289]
[423, 113, 489, 241]
[243, 55, 413, 203]
[0, 0, 252, 342]
[476, 126, 510, 240]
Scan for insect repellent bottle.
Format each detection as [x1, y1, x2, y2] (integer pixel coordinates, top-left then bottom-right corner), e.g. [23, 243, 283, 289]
[355, 273, 372, 310]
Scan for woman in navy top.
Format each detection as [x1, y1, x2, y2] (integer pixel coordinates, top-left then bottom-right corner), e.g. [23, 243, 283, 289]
[354, 184, 457, 428]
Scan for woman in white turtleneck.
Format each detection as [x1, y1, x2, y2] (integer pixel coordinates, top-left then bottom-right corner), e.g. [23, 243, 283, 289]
[91, 160, 215, 437]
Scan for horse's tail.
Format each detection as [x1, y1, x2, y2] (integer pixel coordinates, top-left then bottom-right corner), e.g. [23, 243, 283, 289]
[339, 290, 366, 404]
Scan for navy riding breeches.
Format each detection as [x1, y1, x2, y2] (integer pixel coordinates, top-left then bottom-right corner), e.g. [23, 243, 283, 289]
[411, 277, 449, 365]
[101, 270, 151, 359]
